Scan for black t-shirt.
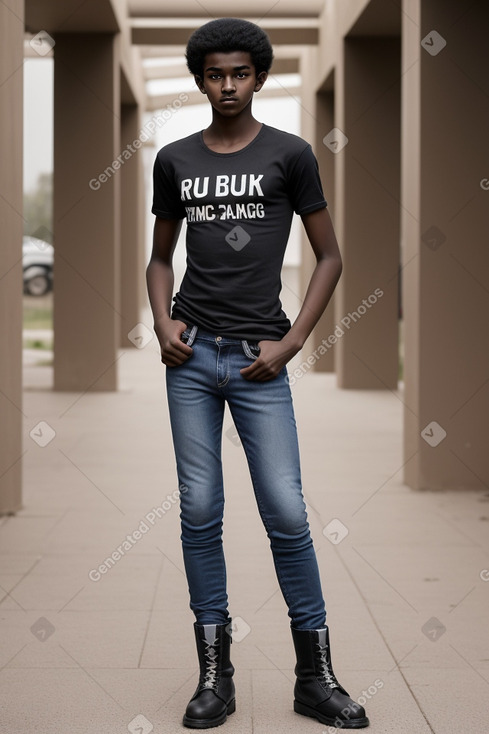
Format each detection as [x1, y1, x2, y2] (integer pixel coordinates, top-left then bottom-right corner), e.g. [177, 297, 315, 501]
[151, 123, 327, 340]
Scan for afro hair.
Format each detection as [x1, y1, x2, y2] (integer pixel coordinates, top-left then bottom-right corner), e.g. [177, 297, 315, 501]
[185, 17, 274, 79]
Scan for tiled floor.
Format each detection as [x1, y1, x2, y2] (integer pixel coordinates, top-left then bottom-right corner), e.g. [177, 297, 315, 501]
[1, 335, 488, 733]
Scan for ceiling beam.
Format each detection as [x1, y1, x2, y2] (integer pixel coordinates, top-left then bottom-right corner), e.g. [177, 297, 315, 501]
[143, 56, 299, 80]
[128, 0, 323, 18]
[131, 18, 319, 45]
[25, 0, 121, 34]
[140, 43, 306, 60]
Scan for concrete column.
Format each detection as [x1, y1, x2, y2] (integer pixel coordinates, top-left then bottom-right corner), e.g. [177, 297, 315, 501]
[53, 34, 120, 391]
[402, 0, 489, 489]
[335, 37, 401, 389]
[0, 0, 23, 514]
[311, 86, 336, 372]
[120, 104, 146, 347]
[299, 47, 337, 371]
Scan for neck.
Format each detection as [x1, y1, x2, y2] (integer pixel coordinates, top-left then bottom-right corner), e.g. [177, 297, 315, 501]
[207, 103, 261, 144]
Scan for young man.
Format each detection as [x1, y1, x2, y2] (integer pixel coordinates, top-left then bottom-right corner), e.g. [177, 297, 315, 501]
[146, 17, 369, 731]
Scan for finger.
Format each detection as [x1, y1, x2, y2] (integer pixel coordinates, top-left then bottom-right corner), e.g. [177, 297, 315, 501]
[241, 364, 270, 381]
[171, 339, 193, 356]
[240, 362, 260, 378]
[163, 355, 190, 367]
[162, 344, 192, 365]
[162, 354, 186, 366]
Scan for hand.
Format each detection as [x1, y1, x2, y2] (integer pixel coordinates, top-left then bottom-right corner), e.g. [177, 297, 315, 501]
[154, 318, 193, 366]
[240, 337, 301, 382]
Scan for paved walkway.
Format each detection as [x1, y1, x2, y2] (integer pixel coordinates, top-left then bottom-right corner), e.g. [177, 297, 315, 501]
[1, 334, 488, 733]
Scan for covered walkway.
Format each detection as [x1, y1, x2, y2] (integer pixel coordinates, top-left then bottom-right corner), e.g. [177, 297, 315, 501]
[1, 1, 489, 730]
[1, 335, 487, 732]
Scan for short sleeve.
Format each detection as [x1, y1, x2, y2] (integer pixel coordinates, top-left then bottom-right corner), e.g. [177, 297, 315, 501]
[151, 152, 186, 219]
[286, 144, 327, 215]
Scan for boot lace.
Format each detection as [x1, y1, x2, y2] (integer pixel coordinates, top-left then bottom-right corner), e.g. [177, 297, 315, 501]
[316, 641, 339, 689]
[202, 638, 219, 689]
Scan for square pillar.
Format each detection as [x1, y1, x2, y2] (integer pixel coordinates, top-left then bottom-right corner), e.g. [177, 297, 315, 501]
[299, 48, 337, 372]
[335, 37, 401, 389]
[311, 87, 336, 372]
[120, 103, 146, 347]
[53, 33, 120, 391]
[0, 0, 24, 514]
[402, 0, 489, 489]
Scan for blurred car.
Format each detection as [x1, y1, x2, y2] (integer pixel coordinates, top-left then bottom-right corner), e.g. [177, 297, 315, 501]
[23, 236, 53, 296]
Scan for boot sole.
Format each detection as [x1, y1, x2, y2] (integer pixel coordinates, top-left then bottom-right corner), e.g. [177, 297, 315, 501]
[294, 699, 369, 728]
[183, 698, 236, 729]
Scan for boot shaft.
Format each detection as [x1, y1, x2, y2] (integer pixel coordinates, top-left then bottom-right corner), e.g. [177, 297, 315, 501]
[194, 621, 235, 689]
[290, 625, 370, 728]
[291, 625, 347, 696]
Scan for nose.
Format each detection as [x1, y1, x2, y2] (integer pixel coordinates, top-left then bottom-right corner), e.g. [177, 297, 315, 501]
[222, 75, 236, 93]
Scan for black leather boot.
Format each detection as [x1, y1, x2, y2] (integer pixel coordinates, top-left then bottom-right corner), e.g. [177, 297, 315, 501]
[291, 625, 369, 728]
[183, 620, 236, 729]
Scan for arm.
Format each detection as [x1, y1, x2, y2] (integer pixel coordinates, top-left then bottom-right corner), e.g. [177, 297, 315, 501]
[146, 216, 193, 366]
[240, 206, 342, 381]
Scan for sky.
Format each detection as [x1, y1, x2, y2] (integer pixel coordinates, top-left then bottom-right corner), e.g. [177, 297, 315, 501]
[23, 58, 54, 192]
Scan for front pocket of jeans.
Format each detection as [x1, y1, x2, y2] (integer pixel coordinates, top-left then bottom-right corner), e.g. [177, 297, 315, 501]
[241, 339, 260, 360]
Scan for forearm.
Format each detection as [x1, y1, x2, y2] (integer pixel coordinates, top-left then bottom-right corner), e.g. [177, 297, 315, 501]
[284, 255, 342, 349]
[145, 257, 175, 327]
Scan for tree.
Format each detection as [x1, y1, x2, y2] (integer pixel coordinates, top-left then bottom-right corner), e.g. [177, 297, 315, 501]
[23, 171, 53, 243]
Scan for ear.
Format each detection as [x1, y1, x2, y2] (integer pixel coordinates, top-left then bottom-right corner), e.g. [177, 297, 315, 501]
[195, 75, 207, 94]
[254, 71, 268, 93]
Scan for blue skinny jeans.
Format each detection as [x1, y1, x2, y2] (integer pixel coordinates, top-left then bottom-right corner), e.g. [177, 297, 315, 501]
[165, 325, 327, 630]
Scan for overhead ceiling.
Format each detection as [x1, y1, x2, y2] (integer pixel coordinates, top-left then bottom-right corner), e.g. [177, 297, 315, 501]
[23, 0, 402, 114]
[25, 0, 317, 110]
[25, 0, 121, 33]
[127, 0, 324, 18]
[131, 17, 319, 46]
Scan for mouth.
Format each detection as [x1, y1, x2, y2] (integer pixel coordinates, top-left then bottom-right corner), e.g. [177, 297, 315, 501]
[220, 97, 238, 104]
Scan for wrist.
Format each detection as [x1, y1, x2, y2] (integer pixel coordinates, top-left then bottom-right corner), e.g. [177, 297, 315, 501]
[282, 330, 305, 352]
[153, 314, 172, 331]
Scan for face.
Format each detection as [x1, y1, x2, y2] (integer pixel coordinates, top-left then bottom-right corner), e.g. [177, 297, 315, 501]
[196, 51, 267, 116]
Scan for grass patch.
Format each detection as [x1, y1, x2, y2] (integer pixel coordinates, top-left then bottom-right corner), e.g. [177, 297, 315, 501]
[23, 338, 53, 351]
[23, 293, 53, 330]
[23, 306, 52, 330]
